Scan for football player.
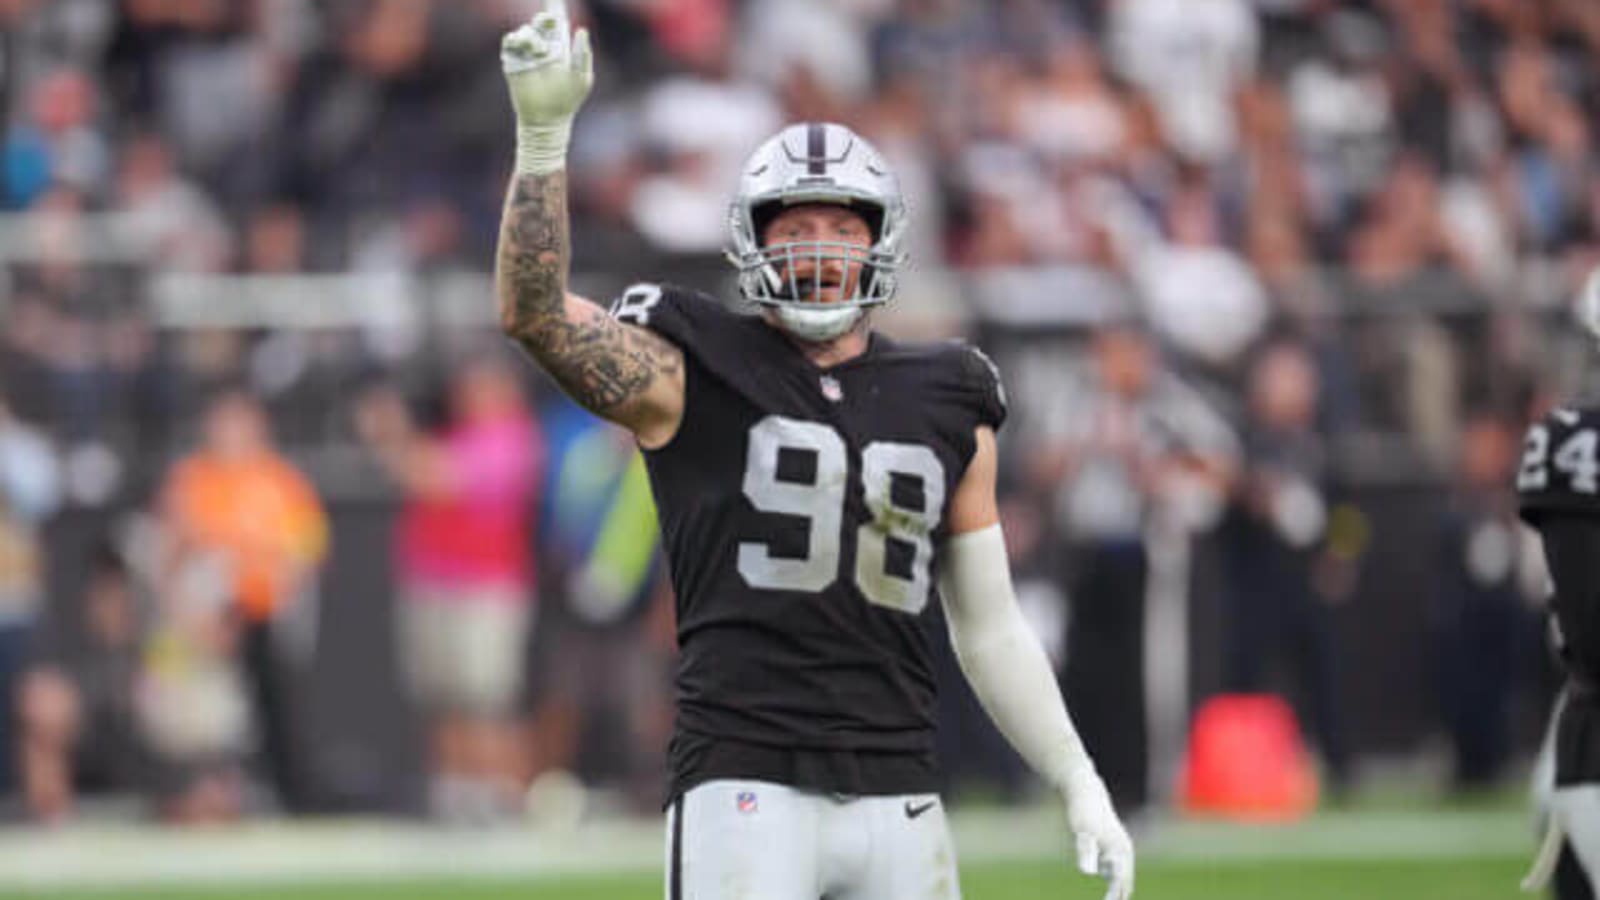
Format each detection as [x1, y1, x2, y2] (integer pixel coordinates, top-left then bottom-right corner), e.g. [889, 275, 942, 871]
[493, 4, 1134, 898]
[1518, 267, 1600, 893]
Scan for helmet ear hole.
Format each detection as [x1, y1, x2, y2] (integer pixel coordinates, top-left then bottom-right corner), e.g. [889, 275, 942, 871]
[858, 204, 885, 244]
[751, 201, 784, 247]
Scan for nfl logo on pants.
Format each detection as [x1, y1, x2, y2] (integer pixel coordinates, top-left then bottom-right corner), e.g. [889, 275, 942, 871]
[736, 791, 758, 814]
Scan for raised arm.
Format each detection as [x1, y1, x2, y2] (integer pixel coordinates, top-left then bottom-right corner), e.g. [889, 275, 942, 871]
[496, 3, 683, 448]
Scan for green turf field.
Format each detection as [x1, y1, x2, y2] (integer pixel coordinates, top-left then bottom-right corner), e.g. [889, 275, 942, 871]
[0, 800, 1535, 900]
[2, 856, 1529, 900]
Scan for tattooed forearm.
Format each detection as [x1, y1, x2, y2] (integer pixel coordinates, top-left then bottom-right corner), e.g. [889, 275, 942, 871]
[495, 173, 680, 415]
[497, 174, 568, 328]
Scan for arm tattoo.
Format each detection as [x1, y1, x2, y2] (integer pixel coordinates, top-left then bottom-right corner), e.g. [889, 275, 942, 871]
[496, 173, 680, 414]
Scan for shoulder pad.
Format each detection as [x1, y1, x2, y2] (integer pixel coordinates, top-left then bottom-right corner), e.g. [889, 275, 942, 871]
[949, 341, 1008, 431]
[607, 282, 732, 349]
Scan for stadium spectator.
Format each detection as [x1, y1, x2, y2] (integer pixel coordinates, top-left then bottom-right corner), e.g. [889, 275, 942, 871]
[9, 65, 110, 203]
[0, 401, 61, 804]
[1011, 38, 1126, 168]
[531, 395, 669, 811]
[112, 133, 232, 273]
[137, 532, 254, 825]
[1220, 338, 1353, 792]
[1108, 0, 1259, 165]
[1026, 322, 1236, 810]
[16, 543, 145, 823]
[628, 58, 781, 253]
[735, 0, 883, 104]
[23, 520, 260, 827]
[157, 388, 328, 813]
[1432, 411, 1543, 788]
[1130, 180, 1270, 375]
[357, 358, 544, 824]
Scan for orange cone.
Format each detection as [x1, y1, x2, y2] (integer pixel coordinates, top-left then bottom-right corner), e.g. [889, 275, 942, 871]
[1179, 694, 1319, 821]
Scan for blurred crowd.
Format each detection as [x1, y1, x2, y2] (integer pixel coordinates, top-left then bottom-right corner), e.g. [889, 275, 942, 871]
[1, 0, 1598, 825]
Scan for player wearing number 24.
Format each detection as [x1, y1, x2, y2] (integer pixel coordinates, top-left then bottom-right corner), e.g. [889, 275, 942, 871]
[493, 3, 1133, 899]
[1515, 267, 1600, 893]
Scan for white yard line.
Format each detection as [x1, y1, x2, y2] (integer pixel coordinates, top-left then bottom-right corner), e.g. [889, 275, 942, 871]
[1, 807, 1532, 891]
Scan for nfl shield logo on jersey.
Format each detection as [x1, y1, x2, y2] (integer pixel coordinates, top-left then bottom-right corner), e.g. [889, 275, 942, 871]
[820, 375, 844, 403]
[736, 791, 758, 814]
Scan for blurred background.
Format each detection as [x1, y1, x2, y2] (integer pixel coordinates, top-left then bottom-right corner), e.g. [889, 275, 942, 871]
[1, 0, 1598, 897]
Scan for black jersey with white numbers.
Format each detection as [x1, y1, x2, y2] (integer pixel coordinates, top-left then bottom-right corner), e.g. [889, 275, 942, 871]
[609, 283, 1005, 801]
[1518, 405, 1600, 785]
[1519, 406, 1600, 526]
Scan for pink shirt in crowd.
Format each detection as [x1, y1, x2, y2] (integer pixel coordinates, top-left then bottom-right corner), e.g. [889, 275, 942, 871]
[396, 414, 543, 597]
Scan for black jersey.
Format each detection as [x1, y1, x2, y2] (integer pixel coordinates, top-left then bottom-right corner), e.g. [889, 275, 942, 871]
[610, 283, 1005, 800]
[1518, 405, 1600, 785]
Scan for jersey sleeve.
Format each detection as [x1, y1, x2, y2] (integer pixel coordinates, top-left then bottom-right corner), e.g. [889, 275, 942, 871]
[1519, 407, 1600, 525]
[951, 342, 1008, 432]
[606, 282, 724, 353]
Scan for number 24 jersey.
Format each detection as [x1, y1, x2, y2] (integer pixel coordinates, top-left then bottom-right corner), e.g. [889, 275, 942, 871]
[1517, 405, 1600, 668]
[1518, 405, 1600, 784]
[611, 284, 1006, 789]
[1519, 405, 1600, 521]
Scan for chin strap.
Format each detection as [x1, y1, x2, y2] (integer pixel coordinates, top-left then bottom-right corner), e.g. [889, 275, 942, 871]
[774, 304, 862, 342]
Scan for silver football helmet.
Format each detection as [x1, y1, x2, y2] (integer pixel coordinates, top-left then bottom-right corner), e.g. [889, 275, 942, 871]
[726, 122, 908, 342]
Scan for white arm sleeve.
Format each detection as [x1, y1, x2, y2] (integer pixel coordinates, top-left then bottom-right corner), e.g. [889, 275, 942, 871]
[938, 523, 1098, 794]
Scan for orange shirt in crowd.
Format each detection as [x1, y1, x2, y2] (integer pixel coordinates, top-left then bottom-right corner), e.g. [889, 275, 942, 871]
[164, 453, 329, 622]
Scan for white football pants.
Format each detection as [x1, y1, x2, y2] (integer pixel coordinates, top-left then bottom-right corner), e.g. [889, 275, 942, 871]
[1554, 785, 1600, 888]
[664, 779, 962, 900]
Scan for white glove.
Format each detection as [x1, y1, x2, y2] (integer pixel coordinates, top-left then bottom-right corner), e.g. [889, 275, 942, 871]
[1064, 770, 1136, 900]
[501, 0, 594, 175]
